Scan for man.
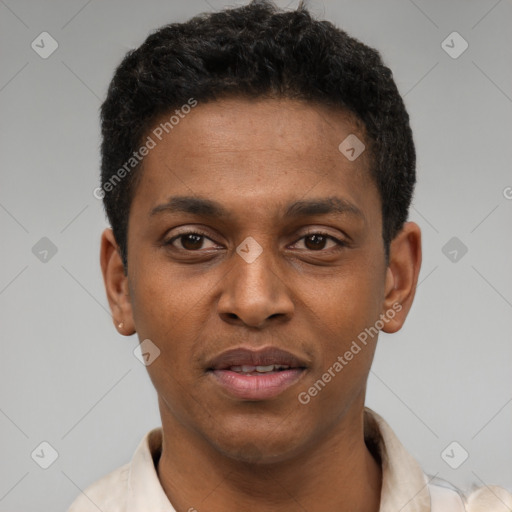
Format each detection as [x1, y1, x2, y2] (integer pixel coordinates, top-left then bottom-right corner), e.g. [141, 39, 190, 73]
[69, 1, 511, 510]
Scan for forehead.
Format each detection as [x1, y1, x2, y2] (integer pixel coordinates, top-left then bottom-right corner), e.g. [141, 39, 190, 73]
[131, 97, 377, 221]
[147, 97, 369, 164]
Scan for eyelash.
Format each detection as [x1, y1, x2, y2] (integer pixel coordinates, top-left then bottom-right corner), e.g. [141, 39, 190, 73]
[164, 229, 347, 252]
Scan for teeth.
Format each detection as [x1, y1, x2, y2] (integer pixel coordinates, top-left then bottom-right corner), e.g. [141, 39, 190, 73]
[256, 365, 275, 372]
[228, 364, 291, 373]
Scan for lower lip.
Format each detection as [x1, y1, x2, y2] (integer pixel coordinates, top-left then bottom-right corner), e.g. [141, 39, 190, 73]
[209, 368, 305, 400]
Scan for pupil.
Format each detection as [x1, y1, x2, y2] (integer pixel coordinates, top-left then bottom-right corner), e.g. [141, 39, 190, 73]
[182, 234, 203, 250]
[305, 234, 326, 250]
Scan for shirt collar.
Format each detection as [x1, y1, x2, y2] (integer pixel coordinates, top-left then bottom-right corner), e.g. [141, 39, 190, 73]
[363, 407, 431, 512]
[126, 426, 176, 512]
[125, 407, 430, 512]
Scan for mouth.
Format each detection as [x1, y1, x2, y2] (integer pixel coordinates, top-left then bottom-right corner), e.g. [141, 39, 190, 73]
[221, 363, 295, 375]
[206, 346, 308, 400]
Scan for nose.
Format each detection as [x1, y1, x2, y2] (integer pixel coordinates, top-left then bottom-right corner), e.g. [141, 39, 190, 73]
[217, 240, 295, 329]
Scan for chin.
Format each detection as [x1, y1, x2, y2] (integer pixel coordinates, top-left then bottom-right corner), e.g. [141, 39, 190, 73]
[210, 427, 307, 466]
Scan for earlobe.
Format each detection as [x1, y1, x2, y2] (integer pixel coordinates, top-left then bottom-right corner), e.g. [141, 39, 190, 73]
[381, 221, 422, 334]
[100, 228, 136, 335]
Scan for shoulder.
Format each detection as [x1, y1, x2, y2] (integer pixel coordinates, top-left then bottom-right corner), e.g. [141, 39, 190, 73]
[66, 426, 164, 512]
[428, 476, 512, 512]
[66, 462, 130, 512]
[466, 484, 512, 512]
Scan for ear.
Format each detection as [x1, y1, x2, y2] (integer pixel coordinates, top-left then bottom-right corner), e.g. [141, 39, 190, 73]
[381, 221, 422, 334]
[100, 228, 136, 335]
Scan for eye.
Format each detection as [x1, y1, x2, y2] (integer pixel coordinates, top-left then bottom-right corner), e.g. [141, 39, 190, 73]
[291, 232, 346, 252]
[164, 229, 346, 253]
[165, 231, 219, 251]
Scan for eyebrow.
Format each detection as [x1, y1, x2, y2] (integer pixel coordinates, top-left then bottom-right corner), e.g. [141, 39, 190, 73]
[150, 195, 365, 221]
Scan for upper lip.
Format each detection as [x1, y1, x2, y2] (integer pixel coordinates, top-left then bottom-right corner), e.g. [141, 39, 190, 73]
[206, 346, 309, 371]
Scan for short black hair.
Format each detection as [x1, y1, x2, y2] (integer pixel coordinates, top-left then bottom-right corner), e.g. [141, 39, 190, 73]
[99, 0, 415, 271]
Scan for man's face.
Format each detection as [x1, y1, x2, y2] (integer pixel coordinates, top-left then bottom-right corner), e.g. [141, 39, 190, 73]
[123, 98, 390, 462]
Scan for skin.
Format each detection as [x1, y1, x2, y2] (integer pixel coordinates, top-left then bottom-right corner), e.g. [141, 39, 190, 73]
[101, 97, 422, 512]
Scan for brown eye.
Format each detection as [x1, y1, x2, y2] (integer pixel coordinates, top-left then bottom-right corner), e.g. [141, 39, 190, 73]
[166, 231, 218, 251]
[304, 234, 328, 250]
[293, 232, 345, 252]
[180, 233, 205, 250]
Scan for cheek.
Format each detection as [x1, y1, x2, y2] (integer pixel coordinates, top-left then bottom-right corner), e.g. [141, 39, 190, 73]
[129, 263, 217, 380]
[130, 261, 205, 334]
[308, 266, 383, 339]
[302, 262, 385, 390]
[301, 275, 381, 408]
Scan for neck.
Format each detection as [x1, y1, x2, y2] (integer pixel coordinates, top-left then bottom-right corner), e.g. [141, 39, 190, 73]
[156, 400, 382, 512]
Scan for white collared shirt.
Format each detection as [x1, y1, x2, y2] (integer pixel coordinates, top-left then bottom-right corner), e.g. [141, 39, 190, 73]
[67, 407, 511, 511]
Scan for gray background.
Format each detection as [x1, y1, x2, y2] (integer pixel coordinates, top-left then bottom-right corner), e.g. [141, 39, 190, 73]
[1, 0, 511, 510]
